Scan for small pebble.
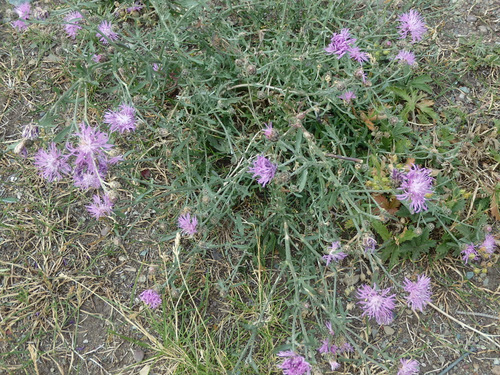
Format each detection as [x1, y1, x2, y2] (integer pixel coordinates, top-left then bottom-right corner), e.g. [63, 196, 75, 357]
[478, 25, 488, 33]
[383, 326, 395, 335]
[466, 15, 477, 22]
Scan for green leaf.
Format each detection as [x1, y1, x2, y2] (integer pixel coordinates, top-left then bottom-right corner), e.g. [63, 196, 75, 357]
[409, 75, 433, 94]
[398, 228, 418, 243]
[371, 220, 391, 241]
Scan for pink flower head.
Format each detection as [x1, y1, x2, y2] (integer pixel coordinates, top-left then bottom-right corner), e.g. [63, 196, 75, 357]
[340, 342, 354, 353]
[325, 28, 356, 58]
[277, 351, 311, 375]
[357, 284, 396, 325]
[15, 2, 31, 20]
[329, 360, 341, 371]
[22, 124, 39, 140]
[398, 359, 419, 375]
[461, 243, 479, 264]
[398, 9, 427, 43]
[395, 164, 434, 213]
[97, 21, 119, 44]
[479, 234, 496, 255]
[92, 54, 103, 63]
[64, 11, 83, 39]
[104, 104, 137, 134]
[12, 20, 28, 31]
[139, 289, 162, 309]
[323, 241, 347, 265]
[86, 194, 114, 219]
[262, 122, 279, 141]
[325, 321, 335, 335]
[348, 46, 369, 64]
[363, 235, 377, 253]
[395, 50, 417, 66]
[127, 2, 144, 13]
[248, 155, 277, 187]
[338, 91, 356, 104]
[69, 122, 113, 161]
[178, 213, 198, 236]
[34, 143, 71, 182]
[152, 63, 160, 71]
[403, 274, 432, 312]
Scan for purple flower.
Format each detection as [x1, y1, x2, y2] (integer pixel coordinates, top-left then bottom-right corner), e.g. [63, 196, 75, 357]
[325, 28, 356, 58]
[480, 234, 496, 255]
[398, 9, 427, 43]
[34, 143, 71, 182]
[403, 274, 432, 312]
[277, 351, 311, 375]
[355, 68, 367, 83]
[461, 243, 479, 264]
[139, 289, 162, 309]
[398, 359, 419, 375]
[363, 235, 377, 253]
[104, 104, 137, 134]
[348, 46, 369, 64]
[318, 339, 330, 354]
[178, 213, 198, 236]
[395, 50, 417, 66]
[69, 123, 113, 162]
[323, 241, 347, 265]
[340, 342, 354, 353]
[64, 11, 83, 39]
[329, 360, 341, 371]
[395, 165, 434, 213]
[92, 54, 103, 63]
[338, 91, 356, 104]
[262, 122, 278, 141]
[127, 2, 144, 13]
[248, 155, 277, 187]
[325, 321, 335, 335]
[97, 21, 119, 44]
[152, 63, 160, 71]
[357, 284, 396, 325]
[86, 194, 114, 219]
[12, 20, 28, 31]
[15, 2, 31, 20]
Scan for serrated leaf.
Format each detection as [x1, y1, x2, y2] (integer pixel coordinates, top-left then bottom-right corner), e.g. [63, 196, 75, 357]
[397, 228, 418, 244]
[390, 87, 412, 102]
[371, 220, 391, 241]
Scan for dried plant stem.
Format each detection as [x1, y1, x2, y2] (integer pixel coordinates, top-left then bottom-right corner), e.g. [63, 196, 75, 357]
[456, 310, 499, 320]
[430, 302, 500, 349]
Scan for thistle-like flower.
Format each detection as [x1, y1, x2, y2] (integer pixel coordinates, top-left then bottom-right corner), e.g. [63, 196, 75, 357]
[97, 21, 119, 44]
[262, 122, 279, 141]
[398, 9, 427, 43]
[461, 243, 479, 264]
[398, 359, 419, 375]
[348, 46, 369, 64]
[357, 284, 396, 325]
[248, 155, 277, 187]
[325, 28, 356, 58]
[15, 2, 31, 20]
[104, 104, 137, 134]
[395, 164, 434, 213]
[277, 351, 311, 375]
[64, 11, 83, 39]
[403, 274, 432, 312]
[338, 91, 356, 104]
[178, 213, 198, 236]
[479, 234, 496, 256]
[139, 289, 162, 309]
[34, 143, 71, 182]
[395, 50, 417, 66]
[323, 241, 347, 265]
[86, 194, 114, 219]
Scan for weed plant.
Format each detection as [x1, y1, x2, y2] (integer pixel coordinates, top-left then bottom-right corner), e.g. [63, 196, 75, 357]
[3, 0, 498, 374]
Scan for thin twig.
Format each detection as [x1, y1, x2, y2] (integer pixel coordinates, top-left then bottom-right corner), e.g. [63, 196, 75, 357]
[430, 302, 500, 349]
[456, 310, 499, 320]
[325, 153, 364, 163]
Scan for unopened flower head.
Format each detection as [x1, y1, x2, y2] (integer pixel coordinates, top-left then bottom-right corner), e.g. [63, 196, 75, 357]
[34, 143, 71, 182]
[139, 289, 162, 309]
[64, 11, 83, 39]
[340, 342, 354, 353]
[363, 235, 377, 253]
[22, 124, 39, 140]
[178, 213, 198, 236]
[104, 104, 137, 134]
[461, 243, 479, 264]
[86, 194, 114, 219]
[97, 21, 119, 44]
[277, 351, 311, 375]
[395, 164, 434, 213]
[395, 50, 417, 66]
[398, 359, 419, 375]
[127, 2, 144, 13]
[323, 241, 347, 265]
[403, 274, 432, 312]
[325, 28, 356, 58]
[398, 9, 427, 43]
[357, 284, 396, 325]
[248, 155, 277, 187]
[339, 91, 356, 104]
